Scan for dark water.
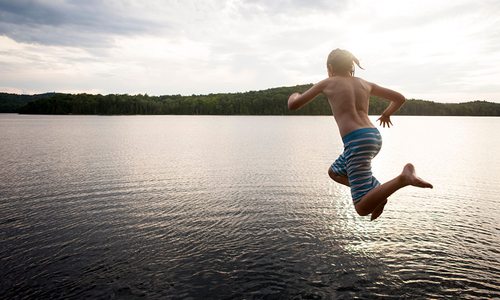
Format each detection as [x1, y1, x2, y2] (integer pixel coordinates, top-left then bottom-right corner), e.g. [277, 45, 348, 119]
[1, 115, 499, 299]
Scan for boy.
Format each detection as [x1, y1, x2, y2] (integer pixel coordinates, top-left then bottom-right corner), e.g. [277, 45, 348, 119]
[288, 48, 432, 221]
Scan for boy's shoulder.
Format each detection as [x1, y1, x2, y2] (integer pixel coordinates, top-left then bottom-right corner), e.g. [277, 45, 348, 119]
[353, 76, 371, 84]
[355, 77, 373, 89]
[321, 76, 372, 88]
[320, 77, 373, 98]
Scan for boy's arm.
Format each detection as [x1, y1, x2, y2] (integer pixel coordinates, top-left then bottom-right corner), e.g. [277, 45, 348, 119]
[288, 80, 327, 110]
[370, 83, 406, 128]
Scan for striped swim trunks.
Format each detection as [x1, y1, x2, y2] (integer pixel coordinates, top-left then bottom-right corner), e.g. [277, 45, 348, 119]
[330, 127, 382, 204]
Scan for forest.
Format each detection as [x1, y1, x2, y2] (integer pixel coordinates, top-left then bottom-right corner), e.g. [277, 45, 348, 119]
[1, 85, 499, 116]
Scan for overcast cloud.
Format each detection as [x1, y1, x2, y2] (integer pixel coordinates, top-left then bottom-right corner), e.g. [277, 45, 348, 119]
[0, 0, 499, 102]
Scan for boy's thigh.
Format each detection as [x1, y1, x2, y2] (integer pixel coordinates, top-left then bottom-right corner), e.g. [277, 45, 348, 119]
[346, 154, 380, 201]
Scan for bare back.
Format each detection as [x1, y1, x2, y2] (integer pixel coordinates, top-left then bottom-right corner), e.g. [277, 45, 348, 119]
[323, 77, 374, 137]
[287, 74, 405, 135]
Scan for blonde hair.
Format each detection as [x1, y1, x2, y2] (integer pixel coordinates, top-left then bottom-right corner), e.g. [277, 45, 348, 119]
[326, 48, 363, 76]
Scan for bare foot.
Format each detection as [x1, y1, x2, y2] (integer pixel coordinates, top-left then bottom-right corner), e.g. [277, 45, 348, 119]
[401, 163, 433, 188]
[370, 199, 387, 221]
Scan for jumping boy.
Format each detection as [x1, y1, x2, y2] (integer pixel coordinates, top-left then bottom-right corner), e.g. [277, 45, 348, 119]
[288, 48, 433, 220]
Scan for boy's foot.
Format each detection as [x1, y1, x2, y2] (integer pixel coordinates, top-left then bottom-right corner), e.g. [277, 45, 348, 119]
[370, 199, 387, 221]
[401, 163, 433, 188]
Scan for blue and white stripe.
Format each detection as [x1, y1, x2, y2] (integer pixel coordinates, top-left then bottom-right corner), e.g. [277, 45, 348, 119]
[330, 128, 382, 204]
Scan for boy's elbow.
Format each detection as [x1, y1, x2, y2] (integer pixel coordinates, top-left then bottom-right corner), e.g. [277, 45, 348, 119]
[396, 94, 406, 105]
[288, 92, 304, 110]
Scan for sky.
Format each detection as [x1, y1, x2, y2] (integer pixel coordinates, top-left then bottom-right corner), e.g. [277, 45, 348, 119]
[0, 0, 499, 103]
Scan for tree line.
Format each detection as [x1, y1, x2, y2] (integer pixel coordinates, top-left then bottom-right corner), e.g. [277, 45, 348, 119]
[1, 85, 499, 116]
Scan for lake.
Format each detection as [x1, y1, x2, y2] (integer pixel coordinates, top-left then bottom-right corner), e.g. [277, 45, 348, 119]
[0, 114, 499, 299]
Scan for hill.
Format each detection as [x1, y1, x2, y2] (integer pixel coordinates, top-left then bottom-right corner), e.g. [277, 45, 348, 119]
[0, 92, 57, 113]
[1, 86, 499, 116]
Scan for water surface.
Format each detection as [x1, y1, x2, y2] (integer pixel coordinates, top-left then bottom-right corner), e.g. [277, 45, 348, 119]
[1, 115, 499, 299]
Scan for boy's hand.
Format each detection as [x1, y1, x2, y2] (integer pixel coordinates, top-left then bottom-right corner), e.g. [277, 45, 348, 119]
[287, 92, 301, 110]
[377, 114, 393, 128]
[288, 92, 300, 102]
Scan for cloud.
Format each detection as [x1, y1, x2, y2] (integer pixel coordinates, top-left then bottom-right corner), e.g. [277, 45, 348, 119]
[0, 0, 499, 102]
[0, 0, 163, 47]
[234, 0, 349, 16]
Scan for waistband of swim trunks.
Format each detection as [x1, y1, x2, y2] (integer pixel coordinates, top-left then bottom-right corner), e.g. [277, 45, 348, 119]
[342, 127, 380, 144]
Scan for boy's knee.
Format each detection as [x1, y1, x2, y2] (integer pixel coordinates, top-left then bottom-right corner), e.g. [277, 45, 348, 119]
[329, 168, 349, 183]
[328, 168, 342, 180]
[328, 167, 335, 179]
[354, 203, 370, 216]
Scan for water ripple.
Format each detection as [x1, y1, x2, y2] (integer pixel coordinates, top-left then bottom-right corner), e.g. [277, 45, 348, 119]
[1, 115, 499, 299]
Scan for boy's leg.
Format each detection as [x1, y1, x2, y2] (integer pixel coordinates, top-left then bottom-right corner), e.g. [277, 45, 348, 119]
[329, 167, 388, 220]
[370, 199, 387, 221]
[354, 163, 432, 216]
